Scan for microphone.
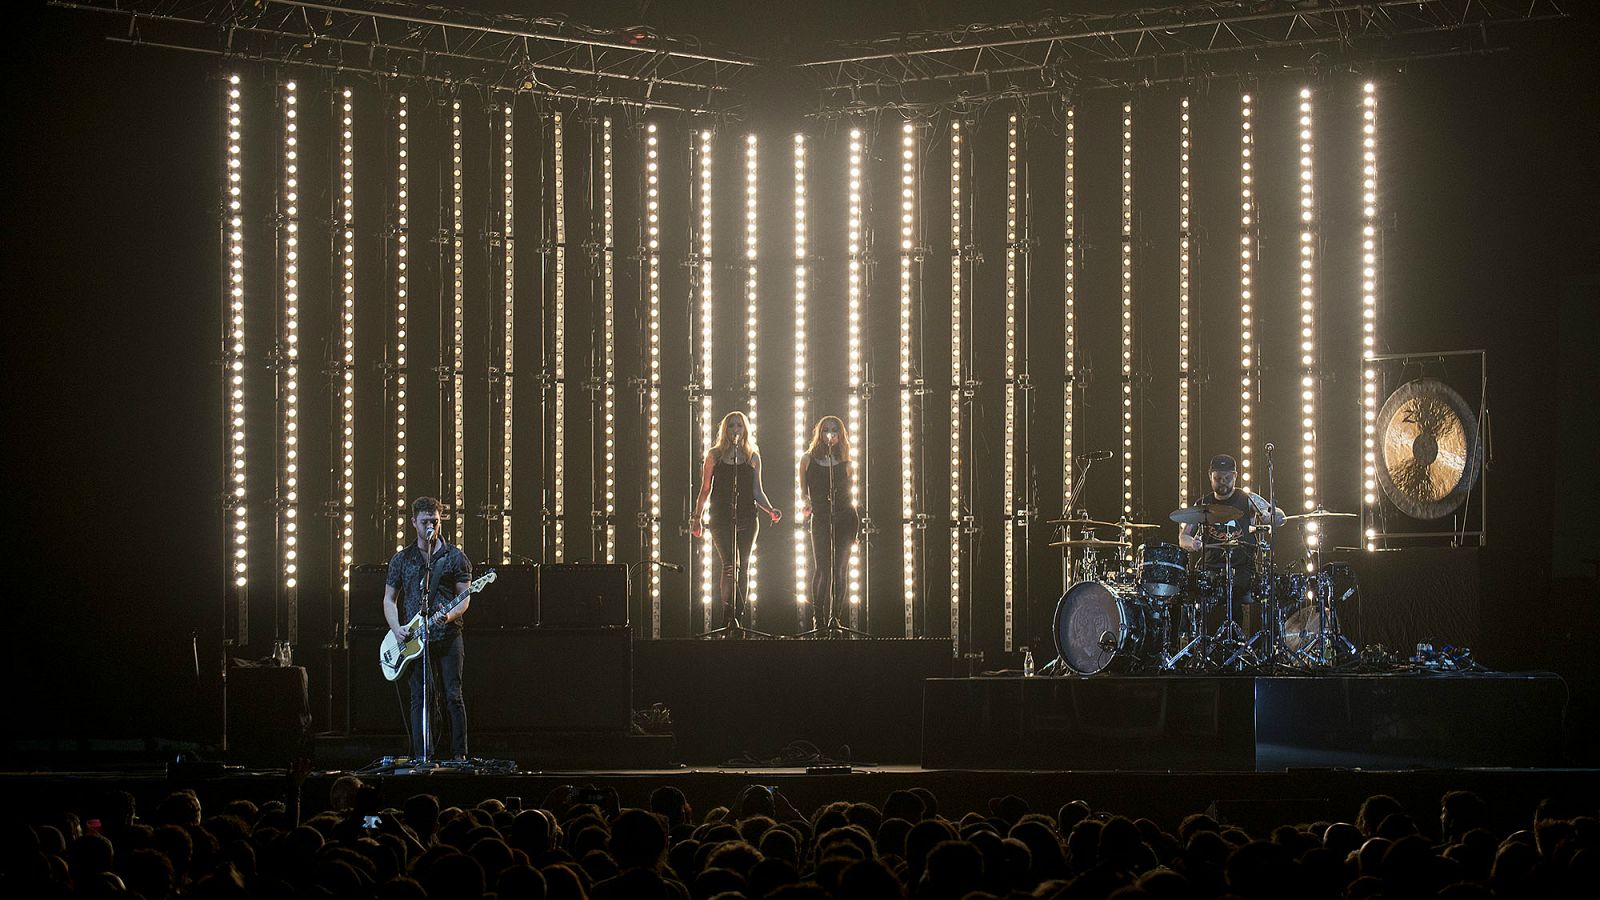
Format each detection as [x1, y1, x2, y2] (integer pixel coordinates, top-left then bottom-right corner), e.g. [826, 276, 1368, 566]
[1265, 442, 1275, 452]
[1078, 450, 1115, 461]
[425, 524, 437, 540]
[655, 561, 684, 572]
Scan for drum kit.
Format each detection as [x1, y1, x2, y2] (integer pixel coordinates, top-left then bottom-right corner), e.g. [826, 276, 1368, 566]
[1047, 506, 1361, 675]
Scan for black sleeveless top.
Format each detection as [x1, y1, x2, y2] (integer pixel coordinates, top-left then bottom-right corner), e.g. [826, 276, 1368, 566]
[708, 456, 757, 525]
[805, 459, 854, 518]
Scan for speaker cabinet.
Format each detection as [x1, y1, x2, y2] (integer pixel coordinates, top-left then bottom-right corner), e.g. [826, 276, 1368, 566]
[345, 627, 631, 734]
[346, 563, 536, 628]
[226, 664, 312, 765]
[538, 564, 630, 627]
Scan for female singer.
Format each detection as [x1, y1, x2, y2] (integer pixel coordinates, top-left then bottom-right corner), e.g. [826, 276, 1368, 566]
[690, 411, 782, 630]
[798, 415, 859, 632]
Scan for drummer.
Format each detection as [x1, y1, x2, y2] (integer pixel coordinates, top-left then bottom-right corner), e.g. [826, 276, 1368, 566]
[1176, 454, 1286, 594]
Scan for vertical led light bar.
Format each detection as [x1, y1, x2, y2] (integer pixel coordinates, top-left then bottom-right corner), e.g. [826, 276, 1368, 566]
[793, 134, 810, 619]
[225, 75, 248, 604]
[743, 133, 760, 611]
[1298, 88, 1320, 528]
[1120, 102, 1134, 521]
[697, 130, 715, 614]
[450, 101, 466, 537]
[845, 128, 865, 611]
[337, 88, 356, 613]
[899, 121, 917, 638]
[393, 94, 411, 548]
[645, 123, 664, 635]
[1361, 83, 1381, 551]
[1178, 98, 1192, 502]
[501, 103, 516, 561]
[1062, 108, 1076, 509]
[1239, 93, 1255, 492]
[1003, 113, 1019, 651]
[948, 119, 963, 651]
[280, 81, 301, 611]
[552, 114, 567, 561]
[602, 118, 617, 563]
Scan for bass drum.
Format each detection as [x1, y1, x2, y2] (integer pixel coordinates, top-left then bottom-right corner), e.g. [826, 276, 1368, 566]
[1053, 581, 1155, 675]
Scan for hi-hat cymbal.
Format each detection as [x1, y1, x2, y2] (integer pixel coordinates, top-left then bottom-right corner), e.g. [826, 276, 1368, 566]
[1284, 506, 1358, 521]
[1169, 504, 1240, 526]
[1049, 538, 1132, 549]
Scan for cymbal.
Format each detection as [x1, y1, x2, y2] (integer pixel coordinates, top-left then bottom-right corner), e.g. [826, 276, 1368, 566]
[1046, 517, 1123, 528]
[1169, 504, 1240, 526]
[1284, 506, 1358, 521]
[1049, 538, 1132, 549]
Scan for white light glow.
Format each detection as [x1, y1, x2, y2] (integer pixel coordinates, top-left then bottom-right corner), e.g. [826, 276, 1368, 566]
[338, 87, 356, 602]
[553, 114, 567, 560]
[1299, 88, 1319, 513]
[1361, 83, 1381, 551]
[226, 75, 248, 592]
[900, 121, 917, 637]
[1239, 92, 1255, 491]
[1004, 113, 1019, 650]
[793, 133, 809, 616]
[451, 101, 465, 537]
[646, 123, 664, 635]
[281, 80, 301, 593]
[602, 118, 617, 563]
[393, 93, 410, 547]
[1178, 98, 1192, 502]
[948, 118, 964, 654]
[501, 103, 516, 560]
[1121, 102, 1134, 519]
[846, 128, 865, 610]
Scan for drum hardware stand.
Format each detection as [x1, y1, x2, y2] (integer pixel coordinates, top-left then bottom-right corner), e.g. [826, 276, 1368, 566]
[1058, 454, 1100, 593]
[1235, 441, 1283, 669]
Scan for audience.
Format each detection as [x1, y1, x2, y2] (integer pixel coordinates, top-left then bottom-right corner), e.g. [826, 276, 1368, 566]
[2, 781, 1595, 899]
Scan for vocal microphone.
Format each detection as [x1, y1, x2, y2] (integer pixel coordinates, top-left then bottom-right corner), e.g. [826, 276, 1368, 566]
[1265, 442, 1275, 452]
[1078, 450, 1115, 461]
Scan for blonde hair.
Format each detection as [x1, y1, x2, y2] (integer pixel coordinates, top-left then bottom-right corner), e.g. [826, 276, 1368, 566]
[710, 410, 760, 459]
[805, 415, 851, 463]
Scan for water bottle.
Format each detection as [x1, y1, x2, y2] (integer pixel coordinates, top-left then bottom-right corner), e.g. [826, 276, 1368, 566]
[1022, 647, 1035, 677]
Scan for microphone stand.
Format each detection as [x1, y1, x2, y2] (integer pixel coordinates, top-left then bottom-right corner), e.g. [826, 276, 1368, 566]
[700, 448, 770, 639]
[800, 453, 868, 640]
[416, 533, 436, 766]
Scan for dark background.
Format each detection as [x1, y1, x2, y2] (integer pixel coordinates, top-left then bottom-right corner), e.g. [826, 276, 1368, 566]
[6, 2, 1597, 756]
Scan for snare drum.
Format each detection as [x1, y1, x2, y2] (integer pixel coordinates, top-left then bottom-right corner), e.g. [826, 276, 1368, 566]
[1137, 541, 1187, 598]
[1053, 581, 1159, 675]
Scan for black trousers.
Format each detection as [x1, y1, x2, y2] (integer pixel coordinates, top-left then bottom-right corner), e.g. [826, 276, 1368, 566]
[809, 511, 857, 628]
[406, 629, 467, 759]
[710, 518, 759, 628]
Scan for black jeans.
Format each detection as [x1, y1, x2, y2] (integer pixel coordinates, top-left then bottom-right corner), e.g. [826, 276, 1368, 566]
[406, 629, 467, 759]
[809, 511, 857, 628]
[710, 518, 759, 628]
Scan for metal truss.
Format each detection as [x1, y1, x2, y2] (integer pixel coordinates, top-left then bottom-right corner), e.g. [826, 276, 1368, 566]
[799, 1, 1572, 114]
[51, 0, 758, 114]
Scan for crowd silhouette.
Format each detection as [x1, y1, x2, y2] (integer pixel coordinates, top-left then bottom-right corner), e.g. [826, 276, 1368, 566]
[4, 775, 1596, 899]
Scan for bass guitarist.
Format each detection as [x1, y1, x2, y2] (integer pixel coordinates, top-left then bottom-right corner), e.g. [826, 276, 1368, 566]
[382, 496, 473, 760]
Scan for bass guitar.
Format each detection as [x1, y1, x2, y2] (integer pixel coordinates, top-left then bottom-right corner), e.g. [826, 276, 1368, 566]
[378, 569, 497, 682]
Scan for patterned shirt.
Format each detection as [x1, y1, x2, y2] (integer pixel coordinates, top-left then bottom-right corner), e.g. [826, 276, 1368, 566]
[385, 542, 473, 641]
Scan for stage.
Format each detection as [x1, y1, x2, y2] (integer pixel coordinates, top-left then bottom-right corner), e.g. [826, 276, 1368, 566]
[297, 639, 1572, 773]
